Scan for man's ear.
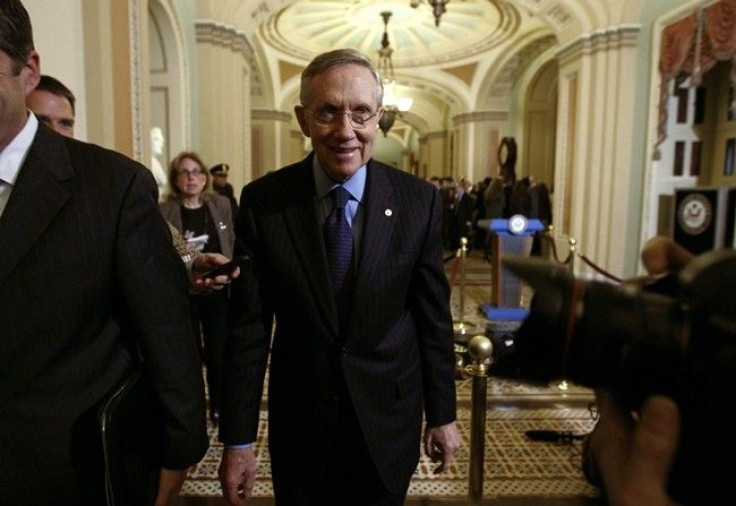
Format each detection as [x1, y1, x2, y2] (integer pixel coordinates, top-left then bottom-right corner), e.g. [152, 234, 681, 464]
[22, 51, 40, 95]
[294, 105, 311, 138]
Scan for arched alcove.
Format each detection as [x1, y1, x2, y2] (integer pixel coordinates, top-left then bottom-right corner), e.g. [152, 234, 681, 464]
[148, 0, 188, 172]
[522, 59, 558, 190]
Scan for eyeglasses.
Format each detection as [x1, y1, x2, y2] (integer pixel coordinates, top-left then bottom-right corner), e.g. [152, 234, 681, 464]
[302, 106, 379, 129]
[177, 168, 205, 178]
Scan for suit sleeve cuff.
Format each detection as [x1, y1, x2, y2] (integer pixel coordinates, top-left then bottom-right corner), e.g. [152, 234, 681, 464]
[226, 443, 254, 450]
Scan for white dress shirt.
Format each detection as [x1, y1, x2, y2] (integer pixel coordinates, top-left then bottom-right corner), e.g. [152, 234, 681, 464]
[0, 112, 38, 218]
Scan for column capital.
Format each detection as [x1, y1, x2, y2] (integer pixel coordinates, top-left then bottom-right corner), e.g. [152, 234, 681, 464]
[195, 21, 254, 59]
[557, 24, 641, 66]
[251, 109, 293, 122]
[420, 131, 447, 143]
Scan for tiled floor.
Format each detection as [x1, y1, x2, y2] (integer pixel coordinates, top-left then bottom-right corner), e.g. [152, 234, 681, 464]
[177, 250, 601, 505]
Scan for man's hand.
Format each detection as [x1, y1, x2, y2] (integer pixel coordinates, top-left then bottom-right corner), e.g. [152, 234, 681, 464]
[219, 447, 257, 505]
[640, 236, 694, 276]
[590, 390, 681, 506]
[191, 253, 241, 291]
[423, 421, 461, 474]
[154, 467, 189, 506]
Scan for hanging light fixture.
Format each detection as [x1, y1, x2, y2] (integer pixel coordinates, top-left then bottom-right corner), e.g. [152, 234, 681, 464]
[410, 0, 449, 27]
[376, 11, 413, 136]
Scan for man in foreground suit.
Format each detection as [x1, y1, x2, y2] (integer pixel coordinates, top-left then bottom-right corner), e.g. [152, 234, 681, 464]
[0, 1, 208, 503]
[219, 48, 460, 505]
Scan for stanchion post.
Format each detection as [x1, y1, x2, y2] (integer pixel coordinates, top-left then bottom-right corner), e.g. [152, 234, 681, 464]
[459, 237, 467, 323]
[453, 237, 476, 340]
[567, 237, 577, 274]
[542, 224, 554, 261]
[464, 335, 493, 505]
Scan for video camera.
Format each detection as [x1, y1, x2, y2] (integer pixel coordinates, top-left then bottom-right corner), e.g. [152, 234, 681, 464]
[493, 249, 736, 504]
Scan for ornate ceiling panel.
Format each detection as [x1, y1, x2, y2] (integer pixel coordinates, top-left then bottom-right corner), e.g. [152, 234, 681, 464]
[260, 0, 521, 67]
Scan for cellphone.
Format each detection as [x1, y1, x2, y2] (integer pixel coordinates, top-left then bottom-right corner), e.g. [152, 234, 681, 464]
[202, 255, 249, 279]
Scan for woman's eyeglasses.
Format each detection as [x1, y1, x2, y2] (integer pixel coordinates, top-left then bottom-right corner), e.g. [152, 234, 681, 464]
[177, 168, 205, 178]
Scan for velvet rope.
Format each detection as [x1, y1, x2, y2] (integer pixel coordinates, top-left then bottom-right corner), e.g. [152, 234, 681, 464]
[540, 234, 573, 266]
[577, 254, 623, 283]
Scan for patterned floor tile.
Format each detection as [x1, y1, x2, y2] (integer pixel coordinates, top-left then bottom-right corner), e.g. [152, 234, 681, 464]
[182, 252, 599, 501]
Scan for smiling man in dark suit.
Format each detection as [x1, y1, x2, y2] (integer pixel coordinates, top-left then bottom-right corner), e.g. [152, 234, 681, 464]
[0, 1, 207, 504]
[218, 48, 460, 505]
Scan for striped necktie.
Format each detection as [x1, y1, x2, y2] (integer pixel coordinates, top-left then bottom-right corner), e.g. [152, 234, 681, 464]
[324, 186, 354, 334]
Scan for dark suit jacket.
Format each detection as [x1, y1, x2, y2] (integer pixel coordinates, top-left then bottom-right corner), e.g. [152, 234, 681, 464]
[221, 155, 456, 492]
[160, 195, 235, 258]
[0, 125, 208, 504]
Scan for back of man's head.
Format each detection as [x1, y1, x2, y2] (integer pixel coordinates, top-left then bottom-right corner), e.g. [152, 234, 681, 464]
[0, 0, 34, 74]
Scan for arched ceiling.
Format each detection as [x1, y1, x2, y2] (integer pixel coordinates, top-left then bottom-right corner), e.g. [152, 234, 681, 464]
[262, 0, 518, 68]
[196, 0, 601, 134]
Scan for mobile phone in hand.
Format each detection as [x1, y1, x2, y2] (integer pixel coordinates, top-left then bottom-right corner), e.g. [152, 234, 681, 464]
[202, 255, 249, 279]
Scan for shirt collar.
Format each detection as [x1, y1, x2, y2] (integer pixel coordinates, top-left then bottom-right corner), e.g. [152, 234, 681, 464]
[312, 156, 367, 203]
[0, 112, 39, 185]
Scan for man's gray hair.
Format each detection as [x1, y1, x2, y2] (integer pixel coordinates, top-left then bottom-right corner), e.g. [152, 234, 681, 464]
[299, 49, 384, 108]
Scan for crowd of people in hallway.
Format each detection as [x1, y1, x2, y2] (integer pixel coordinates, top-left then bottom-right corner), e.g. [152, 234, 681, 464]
[427, 170, 552, 256]
[0, 1, 720, 505]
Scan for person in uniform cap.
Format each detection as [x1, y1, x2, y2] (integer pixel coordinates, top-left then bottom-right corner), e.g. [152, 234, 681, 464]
[210, 163, 238, 217]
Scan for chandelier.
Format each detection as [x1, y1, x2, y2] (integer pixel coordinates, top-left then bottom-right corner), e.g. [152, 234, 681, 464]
[376, 11, 413, 136]
[410, 0, 449, 27]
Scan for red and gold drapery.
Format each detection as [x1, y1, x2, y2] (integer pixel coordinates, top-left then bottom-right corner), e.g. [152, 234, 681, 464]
[655, 0, 736, 154]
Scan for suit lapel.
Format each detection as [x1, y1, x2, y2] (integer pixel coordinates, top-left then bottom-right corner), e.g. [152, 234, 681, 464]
[0, 127, 73, 286]
[350, 162, 396, 329]
[281, 163, 338, 335]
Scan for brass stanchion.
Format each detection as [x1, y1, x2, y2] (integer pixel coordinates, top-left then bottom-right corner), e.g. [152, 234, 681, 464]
[453, 237, 478, 342]
[540, 224, 554, 261]
[567, 237, 577, 274]
[464, 334, 493, 505]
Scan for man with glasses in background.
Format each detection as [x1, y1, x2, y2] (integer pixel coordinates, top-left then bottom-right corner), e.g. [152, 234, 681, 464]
[219, 48, 460, 505]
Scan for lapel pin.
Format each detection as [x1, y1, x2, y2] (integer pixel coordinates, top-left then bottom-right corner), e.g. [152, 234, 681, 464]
[385, 209, 393, 217]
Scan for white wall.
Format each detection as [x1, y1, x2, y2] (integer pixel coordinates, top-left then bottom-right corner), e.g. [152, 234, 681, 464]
[24, 0, 88, 140]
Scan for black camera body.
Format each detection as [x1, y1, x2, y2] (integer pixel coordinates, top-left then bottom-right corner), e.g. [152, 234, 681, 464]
[498, 250, 736, 504]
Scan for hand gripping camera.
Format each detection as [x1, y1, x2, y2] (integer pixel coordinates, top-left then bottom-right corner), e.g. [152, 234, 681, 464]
[497, 249, 736, 504]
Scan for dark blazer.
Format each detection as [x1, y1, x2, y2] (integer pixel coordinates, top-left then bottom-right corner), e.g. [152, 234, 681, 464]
[0, 125, 208, 504]
[160, 195, 235, 258]
[221, 155, 456, 493]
